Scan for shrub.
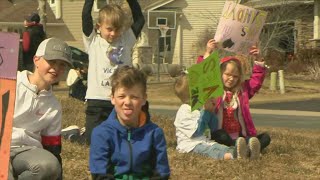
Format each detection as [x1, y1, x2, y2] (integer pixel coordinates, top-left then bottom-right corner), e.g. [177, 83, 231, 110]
[264, 48, 286, 71]
[306, 61, 320, 80]
[168, 64, 182, 77]
[293, 46, 320, 78]
[295, 47, 320, 64]
[286, 60, 306, 74]
[140, 65, 153, 76]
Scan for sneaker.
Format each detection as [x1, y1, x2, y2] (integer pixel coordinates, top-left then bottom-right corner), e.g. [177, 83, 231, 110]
[235, 137, 247, 159]
[61, 125, 80, 140]
[80, 127, 86, 136]
[248, 137, 261, 160]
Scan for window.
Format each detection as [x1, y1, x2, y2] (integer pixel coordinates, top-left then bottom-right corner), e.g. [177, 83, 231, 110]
[159, 29, 171, 52]
[49, 0, 56, 7]
[156, 18, 167, 26]
[159, 30, 172, 63]
[278, 23, 295, 53]
[94, 0, 110, 12]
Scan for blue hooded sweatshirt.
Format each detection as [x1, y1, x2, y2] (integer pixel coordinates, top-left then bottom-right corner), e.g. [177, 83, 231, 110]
[90, 109, 170, 180]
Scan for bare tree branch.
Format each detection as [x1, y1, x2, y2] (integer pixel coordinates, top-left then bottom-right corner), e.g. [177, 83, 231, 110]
[249, 0, 313, 56]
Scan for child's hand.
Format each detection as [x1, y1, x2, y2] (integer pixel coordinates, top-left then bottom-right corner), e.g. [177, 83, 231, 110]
[249, 46, 264, 62]
[206, 39, 218, 54]
[203, 39, 218, 59]
[203, 98, 216, 113]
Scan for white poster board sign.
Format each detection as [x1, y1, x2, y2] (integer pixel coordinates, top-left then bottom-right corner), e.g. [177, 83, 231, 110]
[214, 1, 268, 54]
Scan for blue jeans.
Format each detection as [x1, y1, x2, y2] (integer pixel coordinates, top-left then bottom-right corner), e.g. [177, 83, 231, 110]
[9, 146, 61, 180]
[192, 143, 235, 160]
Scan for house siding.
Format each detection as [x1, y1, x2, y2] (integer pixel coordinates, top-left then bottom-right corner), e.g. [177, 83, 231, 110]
[146, 0, 226, 68]
[296, 16, 314, 49]
[57, 1, 84, 49]
[43, 0, 84, 49]
[180, 0, 225, 67]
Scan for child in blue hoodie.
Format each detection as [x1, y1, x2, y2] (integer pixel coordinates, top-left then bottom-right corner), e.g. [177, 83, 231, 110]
[89, 66, 170, 180]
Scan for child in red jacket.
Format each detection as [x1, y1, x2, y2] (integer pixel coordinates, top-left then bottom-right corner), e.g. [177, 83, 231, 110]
[197, 39, 271, 159]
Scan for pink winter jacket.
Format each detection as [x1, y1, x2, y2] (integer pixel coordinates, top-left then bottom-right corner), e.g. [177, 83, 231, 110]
[215, 64, 266, 137]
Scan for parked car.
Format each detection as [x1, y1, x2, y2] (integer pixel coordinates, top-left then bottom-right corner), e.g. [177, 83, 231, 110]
[66, 46, 88, 101]
[69, 46, 89, 69]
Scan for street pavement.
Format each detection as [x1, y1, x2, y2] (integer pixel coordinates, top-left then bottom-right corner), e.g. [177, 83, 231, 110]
[150, 99, 320, 129]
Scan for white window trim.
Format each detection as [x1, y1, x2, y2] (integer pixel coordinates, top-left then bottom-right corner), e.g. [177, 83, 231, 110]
[49, 0, 56, 8]
[94, 0, 110, 12]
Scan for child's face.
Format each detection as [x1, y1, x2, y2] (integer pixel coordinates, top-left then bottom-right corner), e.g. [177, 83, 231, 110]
[34, 57, 68, 84]
[222, 63, 240, 90]
[111, 84, 147, 127]
[98, 21, 121, 43]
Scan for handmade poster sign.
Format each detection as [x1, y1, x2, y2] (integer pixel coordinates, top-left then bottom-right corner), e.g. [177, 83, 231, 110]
[0, 32, 19, 180]
[214, 1, 268, 54]
[187, 51, 223, 111]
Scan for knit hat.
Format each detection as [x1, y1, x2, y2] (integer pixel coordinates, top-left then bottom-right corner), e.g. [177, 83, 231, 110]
[35, 38, 73, 67]
[25, 12, 40, 23]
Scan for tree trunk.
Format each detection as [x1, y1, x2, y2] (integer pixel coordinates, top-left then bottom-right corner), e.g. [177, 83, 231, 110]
[38, 0, 47, 32]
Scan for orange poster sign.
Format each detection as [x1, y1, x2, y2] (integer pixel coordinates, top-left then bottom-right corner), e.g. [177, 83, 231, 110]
[0, 32, 19, 180]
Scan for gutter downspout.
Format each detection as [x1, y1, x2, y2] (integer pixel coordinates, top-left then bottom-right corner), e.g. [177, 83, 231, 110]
[314, 0, 320, 40]
[56, 0, 62, 19]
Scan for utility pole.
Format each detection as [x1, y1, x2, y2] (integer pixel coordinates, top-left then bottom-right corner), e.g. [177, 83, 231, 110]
[38, 0, 47, 32]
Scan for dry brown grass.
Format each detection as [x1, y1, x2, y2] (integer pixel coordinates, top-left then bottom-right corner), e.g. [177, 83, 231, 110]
[59, 93, 320, 180]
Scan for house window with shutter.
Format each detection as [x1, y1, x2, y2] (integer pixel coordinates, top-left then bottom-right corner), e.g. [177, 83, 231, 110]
[157, 30, 171, 63]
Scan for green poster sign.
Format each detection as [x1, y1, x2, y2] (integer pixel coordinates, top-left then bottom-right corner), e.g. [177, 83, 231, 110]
[187, 51, 224, 111]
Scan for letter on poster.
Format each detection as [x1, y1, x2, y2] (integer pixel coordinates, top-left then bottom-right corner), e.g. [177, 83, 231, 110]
[214, 1, 268, 54]
[187, 52, 223, 111]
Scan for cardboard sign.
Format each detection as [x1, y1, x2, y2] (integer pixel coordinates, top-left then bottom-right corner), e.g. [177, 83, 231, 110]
[214, 1, 268, 54]
[0, 32, 19, 180]
[187, 51, 223, 111]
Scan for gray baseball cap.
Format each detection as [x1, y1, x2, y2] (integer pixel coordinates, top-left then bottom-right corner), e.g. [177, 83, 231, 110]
[35, 38, 73, 67]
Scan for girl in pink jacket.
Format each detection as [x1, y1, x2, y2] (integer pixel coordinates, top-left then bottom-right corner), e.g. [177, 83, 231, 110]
[197, 39, 271, 159]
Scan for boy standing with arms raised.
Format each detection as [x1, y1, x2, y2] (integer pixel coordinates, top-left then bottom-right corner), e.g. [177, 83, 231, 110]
[9, 38, 72, 180]
[90, 66, 170, 179]
[79, 0, 145, 144]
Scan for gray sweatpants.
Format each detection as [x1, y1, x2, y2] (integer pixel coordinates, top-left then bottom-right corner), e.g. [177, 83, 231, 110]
[8, 146, 61, 180]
